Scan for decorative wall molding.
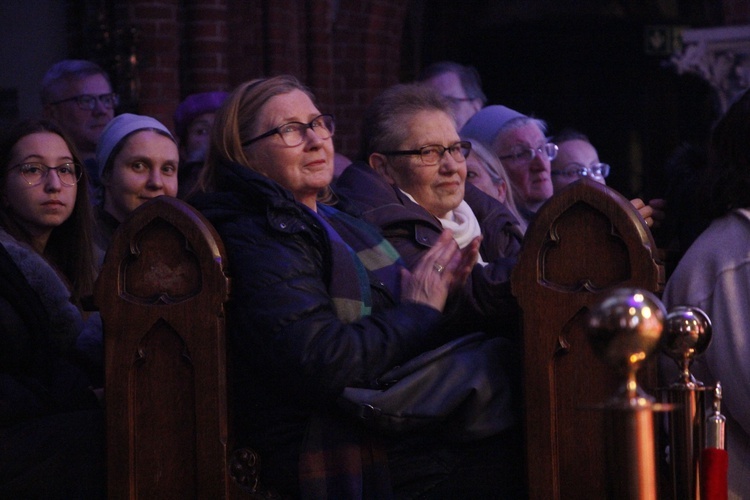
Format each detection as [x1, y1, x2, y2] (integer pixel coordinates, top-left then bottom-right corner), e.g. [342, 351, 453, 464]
[670, 25, 750, 112]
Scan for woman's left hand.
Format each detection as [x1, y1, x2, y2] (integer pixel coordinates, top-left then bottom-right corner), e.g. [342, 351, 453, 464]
[401, 229, 466, 312]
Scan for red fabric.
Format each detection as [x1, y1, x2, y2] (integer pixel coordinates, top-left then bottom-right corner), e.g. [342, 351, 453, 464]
[701, 448, 728, 500]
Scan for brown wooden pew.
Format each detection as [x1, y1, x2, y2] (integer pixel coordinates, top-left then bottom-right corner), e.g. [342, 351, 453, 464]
[94, 196, 277, 499]
[511, 178, 665, 499]
[96, 182, 668, 499]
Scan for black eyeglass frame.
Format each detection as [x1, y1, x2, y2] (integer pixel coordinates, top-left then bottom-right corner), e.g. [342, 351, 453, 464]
[242, 114, 335, 148]
[379, 140, 472, 166]
[49, 93, 119, 111]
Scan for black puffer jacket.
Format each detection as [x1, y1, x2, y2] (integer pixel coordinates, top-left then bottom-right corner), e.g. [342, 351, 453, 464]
[190, 160, 443, 453]
[335, 161, 522, 337]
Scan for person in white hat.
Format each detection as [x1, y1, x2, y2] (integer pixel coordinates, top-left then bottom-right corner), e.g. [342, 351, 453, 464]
[92, 113, 179, 264]
[462, 105, 556, 224]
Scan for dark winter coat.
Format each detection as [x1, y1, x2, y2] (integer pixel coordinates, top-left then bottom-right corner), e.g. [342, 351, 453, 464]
[190, 160, 444, 489]
[335, 160, 522, 337]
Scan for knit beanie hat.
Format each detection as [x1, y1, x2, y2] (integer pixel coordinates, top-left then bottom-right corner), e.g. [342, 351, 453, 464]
[460, 105, 527, 146]
[173, 91, 229, 140]
[96, 113, 174, 179]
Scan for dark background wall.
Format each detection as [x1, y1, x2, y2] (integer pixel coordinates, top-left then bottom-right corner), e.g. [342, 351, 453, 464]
[1, 0, 748, 203]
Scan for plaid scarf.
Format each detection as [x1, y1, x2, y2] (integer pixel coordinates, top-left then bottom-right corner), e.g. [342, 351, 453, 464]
[299, 204, 402, 499]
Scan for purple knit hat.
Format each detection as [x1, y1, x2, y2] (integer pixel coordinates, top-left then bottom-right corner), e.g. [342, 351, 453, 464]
[173, 91, 229, 139]
[459, 105, 526, 146]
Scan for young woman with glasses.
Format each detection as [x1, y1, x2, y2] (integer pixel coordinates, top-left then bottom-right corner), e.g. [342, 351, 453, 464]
[550, 127, 666, 228]
[0, 118, 104, 498]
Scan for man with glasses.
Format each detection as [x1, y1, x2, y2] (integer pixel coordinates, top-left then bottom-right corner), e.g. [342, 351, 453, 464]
[41, 59, 118, 194]
[416, 61, 487, 130]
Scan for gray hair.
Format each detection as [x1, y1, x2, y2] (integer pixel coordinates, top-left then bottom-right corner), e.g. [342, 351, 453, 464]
[40, 59, 111, 105]
[360, 83, 453, 159]
[416, 61, 487, 104]
[491, 116, 549, 151]
[464, 138, 528, 234]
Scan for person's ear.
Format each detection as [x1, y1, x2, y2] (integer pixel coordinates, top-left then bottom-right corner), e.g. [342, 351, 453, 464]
[496, 180, 507, 204]
[369, 153, 395, 184]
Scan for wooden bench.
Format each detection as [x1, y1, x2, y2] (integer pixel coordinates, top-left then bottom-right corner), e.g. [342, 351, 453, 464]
[94, 196, 276, 499]
[96, 184, 671, 499]
[511, 178, 665, 499]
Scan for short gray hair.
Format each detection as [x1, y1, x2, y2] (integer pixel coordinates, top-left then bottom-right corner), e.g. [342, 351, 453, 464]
[360, 83, 453, 159]
[416, 61, 487, 104]
[40, 59, 111, 105]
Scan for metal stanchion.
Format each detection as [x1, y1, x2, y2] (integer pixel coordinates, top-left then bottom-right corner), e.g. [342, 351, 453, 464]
[587, 288, 669, 500]
[701, 383, 728, 500]
[660, 306, 712, 500]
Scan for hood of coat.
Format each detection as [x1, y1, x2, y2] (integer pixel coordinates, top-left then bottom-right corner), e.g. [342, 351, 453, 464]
[0, 227, 82, 351]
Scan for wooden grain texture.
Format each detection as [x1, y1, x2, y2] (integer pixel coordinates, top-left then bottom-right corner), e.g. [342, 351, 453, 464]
[95, 196, 246, 499]
[511, 179, 664, 500]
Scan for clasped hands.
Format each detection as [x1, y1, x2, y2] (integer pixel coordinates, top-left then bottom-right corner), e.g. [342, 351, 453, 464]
[401, 229, 480, 312]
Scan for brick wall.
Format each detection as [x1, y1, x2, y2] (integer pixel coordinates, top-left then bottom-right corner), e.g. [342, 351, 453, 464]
[91, 0, 750, 153]
[106, 0, 409, 155]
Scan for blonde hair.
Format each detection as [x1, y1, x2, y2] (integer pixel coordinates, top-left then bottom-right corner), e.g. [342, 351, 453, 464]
[464, 138, 527, 234]
[193, 75, 335, 203]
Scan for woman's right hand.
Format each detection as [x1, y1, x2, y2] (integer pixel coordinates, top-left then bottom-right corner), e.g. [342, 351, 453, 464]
[400, 229, 470, 311]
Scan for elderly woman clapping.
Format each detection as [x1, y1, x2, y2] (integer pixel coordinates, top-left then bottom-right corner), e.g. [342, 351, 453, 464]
[187, 75, 521, 498]
[334, 83, 527, 496]
[335, 83, 524, 337]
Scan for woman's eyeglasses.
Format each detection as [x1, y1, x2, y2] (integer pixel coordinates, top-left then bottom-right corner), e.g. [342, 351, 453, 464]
[379, 141, 472, 166]
[499, 143, 558, 164]
[11, 162, 82, 187]
[242, 114, 335, 147]
[551, 163, 611, 179]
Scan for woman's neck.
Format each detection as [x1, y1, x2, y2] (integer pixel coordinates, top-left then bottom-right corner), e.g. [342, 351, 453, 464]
[29, 232, 50, 254]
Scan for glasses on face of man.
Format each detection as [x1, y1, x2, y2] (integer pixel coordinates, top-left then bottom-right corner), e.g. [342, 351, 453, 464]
[551, 163, 611, 179]
[50, 93, 119, 111]
[379, 141, 472, 166]
[242, 114, 335, 148]
[499, 143, 558, 164]
[11, 162, 82, 187]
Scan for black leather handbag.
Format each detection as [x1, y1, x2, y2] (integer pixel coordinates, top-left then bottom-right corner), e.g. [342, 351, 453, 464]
[337, 332, 518, 442]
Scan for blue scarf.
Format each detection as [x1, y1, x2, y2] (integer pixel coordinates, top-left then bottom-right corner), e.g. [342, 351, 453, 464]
[313, 204, 402, 322]
[299, 204, 403, 499]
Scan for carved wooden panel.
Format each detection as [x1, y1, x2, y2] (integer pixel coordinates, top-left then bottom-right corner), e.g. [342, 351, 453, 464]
[95, 196, 237, 499]
[511, 179, 664, 500]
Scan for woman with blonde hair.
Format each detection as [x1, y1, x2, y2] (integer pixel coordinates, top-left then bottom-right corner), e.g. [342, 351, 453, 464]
[187, 75, 520, 498]
[463, 137, 527, 234]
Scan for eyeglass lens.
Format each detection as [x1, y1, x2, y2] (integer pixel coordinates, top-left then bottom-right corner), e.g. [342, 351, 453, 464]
[17, 163, 81, 186]
[421, 142, 471, 165]
[75, 94, 118, 110]
[279, 115, 334, 146]
[567, 164, 610, 178]
[503, 143, 557, 163]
